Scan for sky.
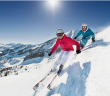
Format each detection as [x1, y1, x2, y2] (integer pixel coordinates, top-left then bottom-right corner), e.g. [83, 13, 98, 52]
[0, 1, 110, 44]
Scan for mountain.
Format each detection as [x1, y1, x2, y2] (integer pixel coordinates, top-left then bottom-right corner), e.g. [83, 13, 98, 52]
[0, 27, 109, 96]
[0, 30, 79, 77]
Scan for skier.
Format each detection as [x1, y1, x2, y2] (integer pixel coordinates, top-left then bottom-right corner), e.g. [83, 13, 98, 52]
[74, 23, 95, 49]
[48, 29, 81, 73]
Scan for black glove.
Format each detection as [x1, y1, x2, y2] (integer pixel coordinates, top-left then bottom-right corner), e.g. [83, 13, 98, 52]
[92, 38, 95, 42]
[74, 37, 76, 40]
[76, 50, 81, 54]
[48, 52, 52, 56]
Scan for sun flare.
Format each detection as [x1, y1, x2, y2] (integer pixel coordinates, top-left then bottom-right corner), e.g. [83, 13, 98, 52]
[48, 0, 58, 9]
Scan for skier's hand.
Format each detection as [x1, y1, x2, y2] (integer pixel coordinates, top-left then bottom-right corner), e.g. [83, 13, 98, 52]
[48, 52, 52, 56]
[76, 50, 81, 54]
[74, 37, 76, 40]
[92, 38, 95, 42]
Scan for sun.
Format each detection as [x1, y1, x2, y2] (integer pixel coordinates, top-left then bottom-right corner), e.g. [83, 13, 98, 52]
[48, 0, 58, 9]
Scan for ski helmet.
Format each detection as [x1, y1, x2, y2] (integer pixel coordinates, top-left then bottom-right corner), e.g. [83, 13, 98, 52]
[82, 23, 87, 28]
[56, 29, 64, 34]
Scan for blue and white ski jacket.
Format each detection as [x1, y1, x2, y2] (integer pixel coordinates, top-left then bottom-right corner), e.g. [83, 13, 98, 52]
[75, 28, 95, 39]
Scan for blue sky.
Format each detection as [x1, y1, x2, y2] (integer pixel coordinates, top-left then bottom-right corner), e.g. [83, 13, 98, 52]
[0, 1, 110, 44]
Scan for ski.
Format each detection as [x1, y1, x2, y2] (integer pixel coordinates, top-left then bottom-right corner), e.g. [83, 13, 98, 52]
[33, 56, 56, 90]
[33, 70, 52, 90]
[47, 66, 63, 90]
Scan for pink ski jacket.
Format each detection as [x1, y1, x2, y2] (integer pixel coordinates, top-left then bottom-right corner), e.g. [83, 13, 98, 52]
[50, 34, 80, 54]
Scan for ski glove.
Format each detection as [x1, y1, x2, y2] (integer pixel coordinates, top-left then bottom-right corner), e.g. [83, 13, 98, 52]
[74, 37, 76, 40]
[76, 50, 81, 54]
[92, 38, 95, 42]
[48, 52, 52, 56]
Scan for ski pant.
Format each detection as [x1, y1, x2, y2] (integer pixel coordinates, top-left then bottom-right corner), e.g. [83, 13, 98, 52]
[53, 50, 74, 69]
[80, 36, 91, 48]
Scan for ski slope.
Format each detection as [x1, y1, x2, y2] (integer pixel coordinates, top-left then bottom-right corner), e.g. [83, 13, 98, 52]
[0, 27, 110, 96]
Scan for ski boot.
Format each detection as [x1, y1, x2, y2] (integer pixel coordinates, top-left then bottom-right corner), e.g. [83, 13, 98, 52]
[57, 65, 64, 75]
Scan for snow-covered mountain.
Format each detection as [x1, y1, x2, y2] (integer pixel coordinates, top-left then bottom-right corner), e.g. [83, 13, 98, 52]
[0, 27, 109, 96]
[0, 30, 79, 77]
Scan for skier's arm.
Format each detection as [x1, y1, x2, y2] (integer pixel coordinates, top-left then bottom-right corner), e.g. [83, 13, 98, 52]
[89, 29, 95, 42]
[74, 31, 82, 39]
[50, 39, 59, 54]
[90, 29, 95, 39]
[69, 37, 81, 50]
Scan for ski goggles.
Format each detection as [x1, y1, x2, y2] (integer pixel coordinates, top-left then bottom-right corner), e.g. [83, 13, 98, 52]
[82, 26, 87, 28]
[57, 33, 63, 37]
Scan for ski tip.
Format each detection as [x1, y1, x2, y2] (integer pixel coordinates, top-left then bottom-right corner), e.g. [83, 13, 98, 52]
[33, 88, 35, 90]
[47, 84, 52, 90]
[33, 85, 39, 90]
[47, 87, 52, 90]
[47, 84, 50, 89]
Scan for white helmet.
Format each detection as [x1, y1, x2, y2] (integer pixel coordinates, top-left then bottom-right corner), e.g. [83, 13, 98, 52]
[56, 29, 64, 34]
[82, 23, 87, 27]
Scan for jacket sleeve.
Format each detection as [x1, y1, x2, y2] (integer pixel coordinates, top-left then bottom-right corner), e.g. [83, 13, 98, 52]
[50, 39, 59, 54]
[89, 29, 95, 38]
[75, 31, 82, 38]
[68, 37, 81, 50]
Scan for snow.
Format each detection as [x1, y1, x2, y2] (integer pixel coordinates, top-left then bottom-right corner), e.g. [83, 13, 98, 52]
[0, 27, 110, 96]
